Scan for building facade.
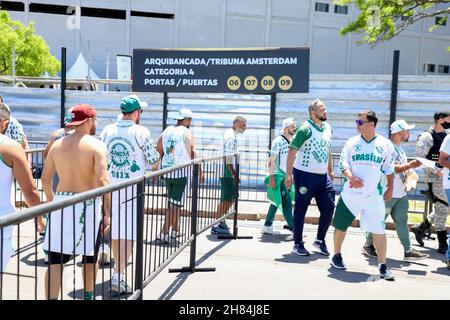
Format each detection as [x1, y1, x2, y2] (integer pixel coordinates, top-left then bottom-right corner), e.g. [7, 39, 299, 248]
[1, 0, 449, 78]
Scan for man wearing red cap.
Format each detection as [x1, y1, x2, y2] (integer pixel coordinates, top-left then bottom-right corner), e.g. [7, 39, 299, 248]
[41, 104, 111, 300]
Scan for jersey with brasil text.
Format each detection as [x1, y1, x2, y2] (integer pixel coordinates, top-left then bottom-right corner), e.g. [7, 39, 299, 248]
[340, 134, 395, 196]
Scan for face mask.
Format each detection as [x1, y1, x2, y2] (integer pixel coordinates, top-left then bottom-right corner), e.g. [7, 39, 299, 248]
[442, 122, 450, 130]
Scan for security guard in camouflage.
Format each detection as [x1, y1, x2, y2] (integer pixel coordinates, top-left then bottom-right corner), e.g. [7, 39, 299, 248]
[413, 111, 450, 254]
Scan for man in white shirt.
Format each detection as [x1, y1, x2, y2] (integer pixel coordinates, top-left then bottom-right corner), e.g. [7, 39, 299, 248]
[100, 95, 159, 295]
[330, 110, 396, 280]
[363, 120, 428, 260]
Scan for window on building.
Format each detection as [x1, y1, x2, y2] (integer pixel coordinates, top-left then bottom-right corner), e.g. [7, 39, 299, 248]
[334, 5, 348, 15]
[438, 65, 449, 74]
[315, 2, 329, 13]
[0, 1, 25, 12]
[424, 64, 436, 73]
[435, 16, 447, 26]
[131, 11, 174, 19]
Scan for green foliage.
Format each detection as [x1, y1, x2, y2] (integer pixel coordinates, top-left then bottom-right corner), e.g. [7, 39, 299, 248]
[0, 10, 60, 76]
[336, 0, 450, 47]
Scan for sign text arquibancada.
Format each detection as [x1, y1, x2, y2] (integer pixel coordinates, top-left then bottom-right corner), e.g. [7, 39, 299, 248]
[132, 48, 309, 93]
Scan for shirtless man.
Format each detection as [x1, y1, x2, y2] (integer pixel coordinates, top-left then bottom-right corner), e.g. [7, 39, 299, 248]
[0, 103, 40, 288]
[41, 104, 110, 300]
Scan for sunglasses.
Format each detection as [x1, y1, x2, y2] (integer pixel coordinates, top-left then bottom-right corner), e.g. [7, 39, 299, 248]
[355, 119, 370, 126]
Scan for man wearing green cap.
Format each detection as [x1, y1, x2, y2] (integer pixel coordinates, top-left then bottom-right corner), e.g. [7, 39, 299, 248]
[100, 94, 159, 295]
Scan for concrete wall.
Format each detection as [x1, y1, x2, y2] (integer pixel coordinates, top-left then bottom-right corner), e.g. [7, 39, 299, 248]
[1, 75, 449, 158]
[3, 0, 449, 78]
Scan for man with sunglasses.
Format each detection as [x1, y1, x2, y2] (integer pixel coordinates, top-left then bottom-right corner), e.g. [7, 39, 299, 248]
[285, 99, 335, 256]
[331, 110, 396, 280]
[363, 120, 428, 260]
[100, 95, 159, 295]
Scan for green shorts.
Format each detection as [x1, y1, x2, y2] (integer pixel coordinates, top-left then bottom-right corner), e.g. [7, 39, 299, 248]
[166, 177, 188, 207]
[220, 177, 238, 202]
[332, 196, 356, 232]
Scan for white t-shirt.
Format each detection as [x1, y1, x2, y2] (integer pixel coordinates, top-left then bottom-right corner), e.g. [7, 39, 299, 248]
[161, 125, 191, 169]
[391, 143, 408, 198]
[340, 134, 395, 196]
[439, 134, 450, 189]
[270, 135, 290, 173]
[100, 120, 159, 182]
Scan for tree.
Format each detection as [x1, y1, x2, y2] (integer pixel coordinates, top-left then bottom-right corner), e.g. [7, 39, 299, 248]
[0, 10, 60, 76]
[336, 0, 450, 48]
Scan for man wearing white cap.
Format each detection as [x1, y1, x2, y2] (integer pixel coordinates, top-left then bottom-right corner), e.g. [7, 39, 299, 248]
[285, 99, 335, 256]
[262, 118, 296, 235]
[363, 119, 428, 260]
[156, 108, 202, 241]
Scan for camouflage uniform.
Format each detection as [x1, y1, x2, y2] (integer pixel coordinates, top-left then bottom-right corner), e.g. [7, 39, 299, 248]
[415, 128, 450, 232]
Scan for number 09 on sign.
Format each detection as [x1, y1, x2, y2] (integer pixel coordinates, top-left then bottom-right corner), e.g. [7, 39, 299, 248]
[278, 75, 293, 91]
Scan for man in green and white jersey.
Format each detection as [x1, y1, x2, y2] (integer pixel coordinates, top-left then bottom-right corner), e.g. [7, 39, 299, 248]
[211, 116, 247, 235]
[363, 120, 428, 261]
[285, 99, 335, 256]
[263, 118, 296, 235]
[156, 108, 203, 240]
[331, 110, 396, 280]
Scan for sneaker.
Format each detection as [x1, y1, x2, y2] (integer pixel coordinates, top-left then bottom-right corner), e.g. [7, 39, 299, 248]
[110, 278, 132, 295]
[312, 239, 330, 256]
[404, 249, 429, 261]
[211, 225, 231, 235]
[330, 253, 347, 270]
[286, 233, 293, 241]
[292, 242, 310, 256]
[379, 263, 395, 281]
[219, 221, 230, 230]
[156, 233, 170, 243]
[98, 242, 111, 265]
[411, 224, 426, 247]
[262, 225, 280, 235]
[170, 231, 184, 238]
[362, 245, 378, 257]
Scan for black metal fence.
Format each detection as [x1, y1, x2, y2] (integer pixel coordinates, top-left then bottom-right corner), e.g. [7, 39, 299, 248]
[20, 146, 432, 216]
[1, 154, 241, 300]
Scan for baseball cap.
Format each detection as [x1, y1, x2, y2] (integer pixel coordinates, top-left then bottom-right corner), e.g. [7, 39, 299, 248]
[120, 95, 148, 113]
[390, 119, 415, 134]
[63, 107, 74, 125]
[175, 108, 193, 120]
[282, 117, 295, 128]
[66, 104, 96, 126]
[434, 111, 449, 120]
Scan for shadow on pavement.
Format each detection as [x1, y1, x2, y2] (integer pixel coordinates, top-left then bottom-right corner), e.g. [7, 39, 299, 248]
[327, 267, 373, 283]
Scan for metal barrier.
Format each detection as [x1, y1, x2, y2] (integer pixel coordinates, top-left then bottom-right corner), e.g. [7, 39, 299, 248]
[1, 154, 242, 300]
[21, 146, 432, 215]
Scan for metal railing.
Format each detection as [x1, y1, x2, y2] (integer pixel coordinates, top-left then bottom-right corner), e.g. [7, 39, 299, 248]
[1, 154, 241, 300]
[20, 146, 432, 216]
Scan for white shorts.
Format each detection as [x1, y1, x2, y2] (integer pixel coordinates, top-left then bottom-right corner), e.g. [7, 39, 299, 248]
[1, 226, 13, 273]
[340, 191, 386, 234]
[111, 186, 137, 241]
[43, 193, 101, 256]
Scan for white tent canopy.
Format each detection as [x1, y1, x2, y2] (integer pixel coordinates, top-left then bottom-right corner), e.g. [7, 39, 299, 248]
[66, 53, 100, 80]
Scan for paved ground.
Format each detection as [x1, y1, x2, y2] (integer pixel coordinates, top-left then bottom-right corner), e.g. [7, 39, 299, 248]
[1, 217, 448, 300]
[143, 220, 450, 300]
